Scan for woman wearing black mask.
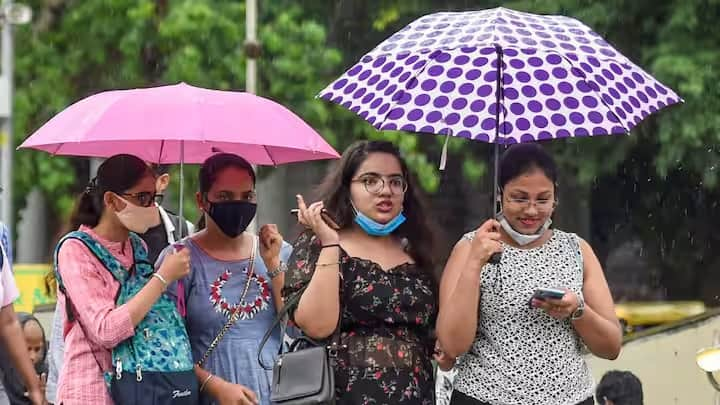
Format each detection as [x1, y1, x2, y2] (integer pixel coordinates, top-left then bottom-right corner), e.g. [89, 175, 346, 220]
[157, 153, 292, 405]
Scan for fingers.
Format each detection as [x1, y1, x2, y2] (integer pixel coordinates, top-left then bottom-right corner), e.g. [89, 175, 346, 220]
[296, 195, 310, 227]
[307, 202, 325, 228]
[480, 239, 503, 254]
[296, 194, 308, 212]
[485, 231, 502, 241]
[531, 298, 571, 319]
[297, 195, 324, 229]
[478, 219, 501, 233]
[259, 224, 282, 249]
[241, 386, 259, 405]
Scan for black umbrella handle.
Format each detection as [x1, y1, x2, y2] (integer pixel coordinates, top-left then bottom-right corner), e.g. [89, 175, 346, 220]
[488, 252, 502, 264]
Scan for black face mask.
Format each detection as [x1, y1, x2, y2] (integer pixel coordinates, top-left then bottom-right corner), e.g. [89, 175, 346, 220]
[207, 200, 257, 238]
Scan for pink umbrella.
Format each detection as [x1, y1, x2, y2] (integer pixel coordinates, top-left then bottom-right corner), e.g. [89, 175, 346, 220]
[19, 82, 339, 221]
[19, 82, 339, 165]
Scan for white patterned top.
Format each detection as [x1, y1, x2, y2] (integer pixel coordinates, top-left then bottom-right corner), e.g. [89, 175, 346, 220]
[454, 229, 594, 405]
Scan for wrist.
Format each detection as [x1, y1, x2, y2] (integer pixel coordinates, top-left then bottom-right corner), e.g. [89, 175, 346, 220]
[263, 256, 281, 270]
[267, 261, 287, 279]
[205, 375, 225, 396]
[466, 256, 487, 272]
[157, 267, 174, 283]
[318, 234, 339, 245]
[570, 293, 586, 321]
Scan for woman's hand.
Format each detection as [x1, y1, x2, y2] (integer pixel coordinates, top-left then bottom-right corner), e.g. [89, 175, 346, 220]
[467, 219, 503, 268]
[25, 378, 47, 405]
[433, 342, 456, 371]
[208, 378, 258, 405]
[531, 288, 579, 320]
[157, 246, 191, 283]
[259, 224, 283, 269]
[296, 195, 339, 245]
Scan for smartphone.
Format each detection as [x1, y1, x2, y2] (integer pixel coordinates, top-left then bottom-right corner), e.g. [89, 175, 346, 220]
[290, 208, 340, 230]
[532, 287, 566, 301]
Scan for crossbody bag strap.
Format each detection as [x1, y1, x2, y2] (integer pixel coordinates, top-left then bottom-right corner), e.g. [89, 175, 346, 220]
[54, 233, 120, 375]
[196, 234, 257, 367]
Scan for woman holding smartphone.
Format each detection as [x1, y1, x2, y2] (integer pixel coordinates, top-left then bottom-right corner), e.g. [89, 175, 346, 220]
[436, 144, 622, 405]
[284, 140, 440, 404]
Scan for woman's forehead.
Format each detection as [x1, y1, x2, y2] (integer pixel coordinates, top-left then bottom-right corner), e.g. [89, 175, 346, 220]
[125, 173, 156, 192]
[210, 167, 254, 191]
[505, 170, 554, 191]
[356, 152, 402, 175]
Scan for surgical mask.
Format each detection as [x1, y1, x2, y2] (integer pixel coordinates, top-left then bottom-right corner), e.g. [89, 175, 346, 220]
[207, 200, 257, 238]
[115, 196, 157, 234]
[497, 213, 552, 246]
[353, 204, 406, 236]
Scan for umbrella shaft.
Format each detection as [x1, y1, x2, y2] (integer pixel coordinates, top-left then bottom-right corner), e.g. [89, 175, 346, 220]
[178, 141, 184, 237]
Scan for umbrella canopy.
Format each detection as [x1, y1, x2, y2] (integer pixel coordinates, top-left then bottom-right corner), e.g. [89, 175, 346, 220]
[20, 82, 340, 164]
[319, 7, 681, 144]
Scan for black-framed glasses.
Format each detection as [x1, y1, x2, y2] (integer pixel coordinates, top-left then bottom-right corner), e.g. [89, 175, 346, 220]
[352, 174, 408, 195]
[122, 192, 163, 207]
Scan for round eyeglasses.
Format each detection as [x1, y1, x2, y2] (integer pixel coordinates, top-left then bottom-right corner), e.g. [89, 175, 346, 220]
[352, 174, 408, 195]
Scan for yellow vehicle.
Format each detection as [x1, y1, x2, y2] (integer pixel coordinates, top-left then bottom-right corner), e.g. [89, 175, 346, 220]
[615, 301, 707, 334]
[11, 263, 55, 313]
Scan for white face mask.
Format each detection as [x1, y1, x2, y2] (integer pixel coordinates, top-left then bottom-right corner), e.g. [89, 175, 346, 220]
[498, 213, 552, 246]
[115, 195, 157, 234]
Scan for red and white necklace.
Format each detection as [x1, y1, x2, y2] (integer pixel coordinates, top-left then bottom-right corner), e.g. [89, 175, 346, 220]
[209, 266, 271, 320]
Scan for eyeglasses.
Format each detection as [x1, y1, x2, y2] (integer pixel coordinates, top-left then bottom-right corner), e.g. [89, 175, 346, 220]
[504, 197, 555, 211]
[352, 174, 408, 195]
[122, 192, 163, 207]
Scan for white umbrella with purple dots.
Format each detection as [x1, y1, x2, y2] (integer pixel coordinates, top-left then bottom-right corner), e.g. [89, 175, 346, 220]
[318, 6, 681, 263]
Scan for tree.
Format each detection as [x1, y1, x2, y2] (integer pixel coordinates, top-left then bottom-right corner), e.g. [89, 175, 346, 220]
[292, 0, 720, 300]
[12, 0, 345, 234]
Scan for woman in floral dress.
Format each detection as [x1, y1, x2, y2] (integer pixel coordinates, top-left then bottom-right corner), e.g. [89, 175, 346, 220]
[284, 140, 440, 404]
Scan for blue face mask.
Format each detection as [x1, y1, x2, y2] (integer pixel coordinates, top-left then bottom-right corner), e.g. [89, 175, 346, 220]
[353, 206, 406, 236]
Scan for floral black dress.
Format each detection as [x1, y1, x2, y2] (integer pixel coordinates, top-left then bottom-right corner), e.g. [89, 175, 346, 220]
[283, 231, 438, 405]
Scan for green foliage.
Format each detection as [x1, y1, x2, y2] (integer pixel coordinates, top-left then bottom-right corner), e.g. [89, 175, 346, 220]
[8, 1, 720, 300]
[12, 0, 344, 226]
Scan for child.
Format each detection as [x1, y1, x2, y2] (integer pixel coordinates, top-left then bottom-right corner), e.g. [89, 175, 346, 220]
[0, 313, 48, 404]
[596, 370, 643, 405]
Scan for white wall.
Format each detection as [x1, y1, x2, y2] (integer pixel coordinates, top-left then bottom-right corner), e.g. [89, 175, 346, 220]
[586, 312, 720, 405]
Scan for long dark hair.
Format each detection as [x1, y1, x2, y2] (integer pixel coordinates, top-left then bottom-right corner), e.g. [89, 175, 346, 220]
[68, 154, 152, 231]
[196, 153, 256, 230]
[315, 140, 437, 273]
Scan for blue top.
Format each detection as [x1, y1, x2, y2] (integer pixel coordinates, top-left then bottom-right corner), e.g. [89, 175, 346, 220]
[158, 236, 292, 405]
[0, 222, 11, 270]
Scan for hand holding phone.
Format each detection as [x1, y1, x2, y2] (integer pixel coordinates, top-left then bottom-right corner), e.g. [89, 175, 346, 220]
[293, 195, 341, 245]
[290, 208, 340, 230]
[531, 287, 566, 301]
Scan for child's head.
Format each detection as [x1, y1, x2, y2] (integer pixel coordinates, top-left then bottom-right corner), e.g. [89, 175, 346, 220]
[17, 313, 46, 370]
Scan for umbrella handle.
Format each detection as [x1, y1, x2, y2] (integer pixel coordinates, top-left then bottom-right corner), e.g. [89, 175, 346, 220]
[488, 252, 502, 264]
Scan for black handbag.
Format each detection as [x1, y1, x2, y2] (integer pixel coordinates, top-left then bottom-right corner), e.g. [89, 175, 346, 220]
[258, 285, 343, 405]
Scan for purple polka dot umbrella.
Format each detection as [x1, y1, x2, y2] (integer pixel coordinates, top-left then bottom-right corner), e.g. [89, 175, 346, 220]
[320, 7, 682, 263]
[319, 7, 681, 146]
